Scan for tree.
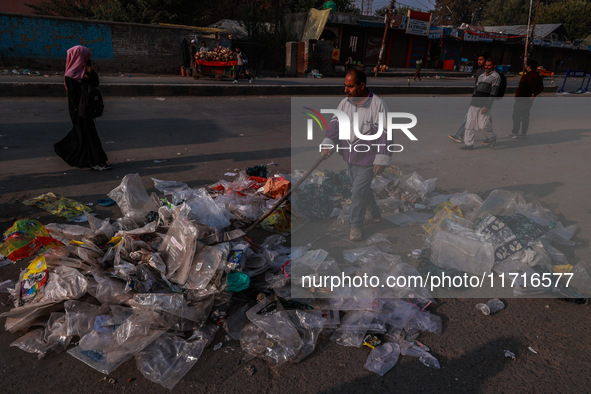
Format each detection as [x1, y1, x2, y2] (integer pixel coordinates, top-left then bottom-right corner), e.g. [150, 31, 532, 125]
[538, 0, 591, 39]
[374, 4, 412, 17]
[482, 0, 530, 26]
[431, 0, 489, 26]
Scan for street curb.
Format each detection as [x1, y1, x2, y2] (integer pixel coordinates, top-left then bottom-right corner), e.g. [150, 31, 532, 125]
[0, 83, 535, 97]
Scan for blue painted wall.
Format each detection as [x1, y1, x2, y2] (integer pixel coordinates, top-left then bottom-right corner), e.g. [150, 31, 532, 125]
[0, 15, 114, 59]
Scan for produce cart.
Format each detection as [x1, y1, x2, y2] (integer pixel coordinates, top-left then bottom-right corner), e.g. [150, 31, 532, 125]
[195, 60, 237, 80]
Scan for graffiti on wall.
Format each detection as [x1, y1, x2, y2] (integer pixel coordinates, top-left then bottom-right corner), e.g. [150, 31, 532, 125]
[0, 16, 113, 59]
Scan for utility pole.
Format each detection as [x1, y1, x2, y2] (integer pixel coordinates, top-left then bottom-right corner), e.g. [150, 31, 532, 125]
[524, 0, 541, 71]
[524, 0, 534, 71]
[375, 0, 396, 77]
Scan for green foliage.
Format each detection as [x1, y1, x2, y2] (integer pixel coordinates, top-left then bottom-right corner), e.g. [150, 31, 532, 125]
[538, 0, 591, 39]
[26, 0, 201, 25]
[482, 0, 529, 26]
[374, 4, 412, 17]
[431, 0, 489, 26]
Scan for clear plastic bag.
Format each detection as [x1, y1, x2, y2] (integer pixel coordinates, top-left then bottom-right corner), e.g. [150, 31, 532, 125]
[184, 243, 229, 290]
[87, 271, 131, 305]
[159, 215, 199, 283]
[364, 341, 400, 376]
[398, 172, 437, 198]
[152, 178, 190, 196]
[43, 312, 72, 351]
[45, 222, 95, 242]
[400, 340, 441, 369]
[107, 173, 159, 225]
[404, 310, 442, 335]
[330, 310, 375, 347]
[135, 332, 207, 389]
[2, 301, 62, 333]
[64, 300, 106, 337]
[175, 188, 231, 231]
[42, 266, 88, 303]
[10, 329, 54, 359]
[67, 309, 168, 375]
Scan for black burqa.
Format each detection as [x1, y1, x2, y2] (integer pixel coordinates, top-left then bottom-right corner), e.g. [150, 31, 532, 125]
[54, 70, 108, 168]
[181, 38, 191, 68]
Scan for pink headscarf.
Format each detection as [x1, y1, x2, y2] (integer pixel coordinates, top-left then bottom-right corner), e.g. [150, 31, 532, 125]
[64, 45, 91, 88]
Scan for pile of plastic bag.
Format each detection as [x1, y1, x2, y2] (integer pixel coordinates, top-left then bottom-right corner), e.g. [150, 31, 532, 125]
[0, 168, 588, 388]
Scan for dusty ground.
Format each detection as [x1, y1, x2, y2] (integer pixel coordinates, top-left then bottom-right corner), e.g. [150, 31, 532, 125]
[0, 96, 590, 393]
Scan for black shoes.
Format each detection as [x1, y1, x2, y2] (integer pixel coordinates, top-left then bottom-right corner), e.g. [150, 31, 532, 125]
[481, 137, 496, 148]
[460, 145, 473, 150]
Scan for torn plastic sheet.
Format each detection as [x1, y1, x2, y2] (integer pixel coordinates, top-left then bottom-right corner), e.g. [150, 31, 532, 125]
[22, 192, 92, 220]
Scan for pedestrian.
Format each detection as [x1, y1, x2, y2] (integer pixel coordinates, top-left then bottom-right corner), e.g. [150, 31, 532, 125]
[321, 69, 390, 241]
[54, 45, 110, 171]
[199, 41, 209, 53]
[414, 57, 423, 81]
[448, 54, 486, 143]
[233, 47, 252, 83]
[189, 39, 198, 77]
[461, 58, 501, 150]
[509, 59, 544, 139]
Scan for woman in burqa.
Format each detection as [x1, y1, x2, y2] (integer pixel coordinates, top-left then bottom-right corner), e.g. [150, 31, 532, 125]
[54, 45, 110, 171]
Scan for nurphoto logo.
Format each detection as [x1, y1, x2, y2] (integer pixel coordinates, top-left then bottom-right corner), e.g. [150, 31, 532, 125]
[304, 107, 418, 153]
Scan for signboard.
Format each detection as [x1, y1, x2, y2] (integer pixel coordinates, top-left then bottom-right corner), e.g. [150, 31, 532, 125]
[428, 26, 443, 39]
[406, 10, 431, 36]
[463, 32, 479, 42]
[389, 14, 407, 30]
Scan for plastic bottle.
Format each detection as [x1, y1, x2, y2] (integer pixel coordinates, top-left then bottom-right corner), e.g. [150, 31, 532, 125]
[475, 298, 505, 315]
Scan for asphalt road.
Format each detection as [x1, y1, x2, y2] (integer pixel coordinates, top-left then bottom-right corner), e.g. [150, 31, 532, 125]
[0, 95, 590, 392]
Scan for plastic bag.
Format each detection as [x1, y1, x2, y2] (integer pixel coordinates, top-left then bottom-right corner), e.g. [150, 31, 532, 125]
[176, 188, 230, 231]
[67, 309, 168, 375]
[43, 312, 72, 351]
[264, 177, 291, 199]
[400, 340, 441, 369]
[404, 310, 442, 335]
[136, 332, 207, 389]
[364, 341, 400, 376]
[184, 243, 229, 290]
[159, 215, 199, 283]
[42, 266, 88, 303]
[87, 271, 131, 305]
[64, 300, 107, 337]
[107, 173, 159, 224]
[330, 311, 375, 347]
[19, 255, 48, 304]
[10, 329, 54, 359]
[0, 220, 63, 262]
[45, 222, 96, 242]
[152, 177, 190, 195]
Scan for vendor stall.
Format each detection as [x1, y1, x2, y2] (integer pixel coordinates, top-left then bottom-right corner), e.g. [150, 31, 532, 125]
[195, 59, 237, 80]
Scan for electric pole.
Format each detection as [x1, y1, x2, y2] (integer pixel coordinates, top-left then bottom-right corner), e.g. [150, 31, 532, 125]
[375, 0, 396, 77]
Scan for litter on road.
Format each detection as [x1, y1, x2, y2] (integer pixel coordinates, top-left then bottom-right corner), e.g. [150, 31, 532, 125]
[0, 166, 588, 388]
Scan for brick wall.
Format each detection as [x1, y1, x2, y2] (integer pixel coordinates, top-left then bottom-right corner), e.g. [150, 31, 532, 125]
[0, 13, 220, 73]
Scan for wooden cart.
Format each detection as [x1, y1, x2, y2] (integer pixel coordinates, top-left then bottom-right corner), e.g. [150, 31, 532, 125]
[195, 60, 237, 80]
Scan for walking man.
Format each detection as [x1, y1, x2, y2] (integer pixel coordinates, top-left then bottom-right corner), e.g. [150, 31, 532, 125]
[448, 54, 486, 143]
[461, 58, 501, 150]
[321, 69, 390, 240]
[509, 59, 544, 139]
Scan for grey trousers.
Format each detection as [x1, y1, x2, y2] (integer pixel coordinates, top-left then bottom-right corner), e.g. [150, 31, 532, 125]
[349, 164, 379, 229]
